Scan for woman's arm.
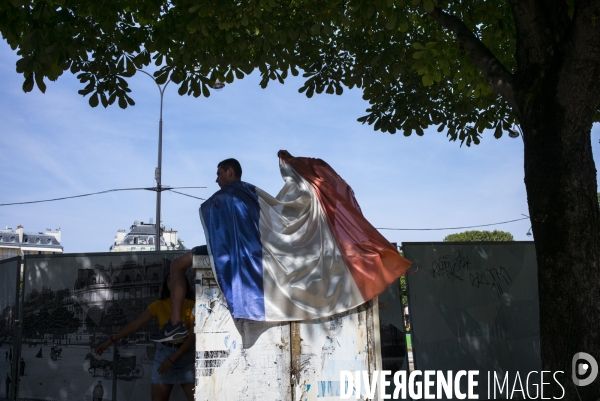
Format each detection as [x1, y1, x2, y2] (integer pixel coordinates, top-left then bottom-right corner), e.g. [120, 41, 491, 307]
[96, 310, 154, 356]
[157, 316, 195, 374]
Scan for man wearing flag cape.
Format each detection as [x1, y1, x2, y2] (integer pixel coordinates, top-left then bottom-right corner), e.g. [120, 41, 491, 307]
[152, 151, 411, 342]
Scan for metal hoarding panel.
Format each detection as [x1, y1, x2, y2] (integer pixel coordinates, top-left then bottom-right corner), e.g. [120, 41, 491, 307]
[20, 251, 186, 401]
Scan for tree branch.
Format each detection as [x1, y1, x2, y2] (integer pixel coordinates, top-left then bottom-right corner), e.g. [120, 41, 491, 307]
[427, 6, 518, 111]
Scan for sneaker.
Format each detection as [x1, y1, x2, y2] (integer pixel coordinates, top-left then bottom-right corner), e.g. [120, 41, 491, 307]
[150, 320, 188, 342]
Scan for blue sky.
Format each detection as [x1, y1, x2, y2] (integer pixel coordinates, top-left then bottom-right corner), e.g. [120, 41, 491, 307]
[1, 41, 598, 253]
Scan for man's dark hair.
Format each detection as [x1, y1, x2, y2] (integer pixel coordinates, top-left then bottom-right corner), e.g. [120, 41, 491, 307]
[218, 158, 242, 179]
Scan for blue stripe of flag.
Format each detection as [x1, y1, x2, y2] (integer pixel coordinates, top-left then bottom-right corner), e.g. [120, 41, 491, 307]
[201, 181, 265, 320]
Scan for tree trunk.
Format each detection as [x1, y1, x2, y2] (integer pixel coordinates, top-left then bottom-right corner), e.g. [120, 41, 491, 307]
[518, 60, 600, 399]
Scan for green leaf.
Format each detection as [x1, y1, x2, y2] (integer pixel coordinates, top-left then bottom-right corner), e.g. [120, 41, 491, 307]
[187, 20, 197, 33]
[188, 5, 202, 13]
[412, 50, 426, 59]
[16, 57, 29, 73]
[225, 70, 234, 83]
[100, 92, 109, 108]
[125, 95, 135, 107]
[118, 96, 127, 109]
[89, 93, 99, 107]
[385, 15, 397, 30]
[34, 72, 46, 93]
[494, 124, 503, 139]
[310, 24, 321, 34]
[202, 83, 211, 98]
[178, 80, 189, 95]
[154, 71, 169, 85]
[22, 74, 34, 92]
[423, 0, 434, 13]
[422, 74, 434, 86]
[412, 42, 425, 50]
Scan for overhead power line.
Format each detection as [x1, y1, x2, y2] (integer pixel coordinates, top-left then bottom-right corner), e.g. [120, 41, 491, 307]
[375, 217, 530, 231]
[0, 186, 206, 206]
[0, 188, 528, 232]
[169, 190, 206, 201]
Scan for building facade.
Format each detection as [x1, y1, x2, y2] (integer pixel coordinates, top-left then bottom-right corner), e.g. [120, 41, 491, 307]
[110, 220, 184, 252]
[0, 225, 63, 260]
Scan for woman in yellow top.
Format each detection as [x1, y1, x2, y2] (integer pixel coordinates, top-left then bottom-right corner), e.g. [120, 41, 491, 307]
[96, 273, 195, 401]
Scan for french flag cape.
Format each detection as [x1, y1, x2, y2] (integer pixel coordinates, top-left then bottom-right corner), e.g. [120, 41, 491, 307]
[200, 151, 411, 321]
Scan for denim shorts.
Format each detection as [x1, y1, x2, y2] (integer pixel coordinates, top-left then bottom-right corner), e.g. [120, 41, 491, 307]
[151, 343, 195, 384]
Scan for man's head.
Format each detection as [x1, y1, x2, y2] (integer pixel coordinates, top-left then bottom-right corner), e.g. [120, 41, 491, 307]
[216, 158, 242, 188]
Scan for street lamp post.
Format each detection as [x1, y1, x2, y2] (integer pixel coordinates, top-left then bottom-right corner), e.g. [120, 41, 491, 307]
[138, 70, 170, 251]
[139, 71, 224, 251]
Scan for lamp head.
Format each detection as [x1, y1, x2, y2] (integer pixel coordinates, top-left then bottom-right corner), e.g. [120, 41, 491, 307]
[212, 79, 225, 90]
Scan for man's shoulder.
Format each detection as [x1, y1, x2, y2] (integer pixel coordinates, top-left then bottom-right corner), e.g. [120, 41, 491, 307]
[210, 181, 258, 200]
[224, 180, 255, 192]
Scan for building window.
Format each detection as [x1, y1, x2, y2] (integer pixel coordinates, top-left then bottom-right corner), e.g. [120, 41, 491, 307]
[114, 276, 119, 283]
[136, 274, 142, 281]
[131, 247, 136, 251]
[150, 247, 155, 251]
[141, 247, 146, 251]
[152, 272, 158, 280]
[136, 288, 142, 298]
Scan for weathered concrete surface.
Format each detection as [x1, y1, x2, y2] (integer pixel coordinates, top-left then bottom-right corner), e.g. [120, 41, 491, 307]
[193, 256, 379, 401]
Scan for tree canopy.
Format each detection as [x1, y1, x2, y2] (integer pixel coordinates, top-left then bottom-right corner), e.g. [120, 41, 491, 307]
[443, 229, 514, 242]
[1, 0, 527, 146]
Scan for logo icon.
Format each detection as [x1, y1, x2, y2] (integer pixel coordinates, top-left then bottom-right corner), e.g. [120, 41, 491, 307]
[572, 352, 598, 386]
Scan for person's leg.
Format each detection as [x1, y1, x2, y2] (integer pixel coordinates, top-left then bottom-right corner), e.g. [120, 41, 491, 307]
[180, 383, 195, 401]
[151, 252, 193, 342]
[169, 250, 193, 325]
[151, 383, 174, 401]
[152, 246, 208, 342]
